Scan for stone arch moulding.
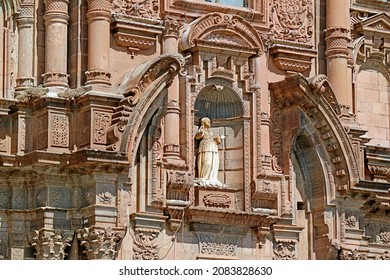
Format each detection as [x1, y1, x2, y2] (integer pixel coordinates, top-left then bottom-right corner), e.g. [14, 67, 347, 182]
[1, 0, 22, 20]
[106, 53, 186, 166]
[180, 12, 264, 57]
[269, 74, 360, 200]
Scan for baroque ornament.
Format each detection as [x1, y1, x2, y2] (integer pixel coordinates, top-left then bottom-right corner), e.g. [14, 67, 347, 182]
[77, 227, 125, 260]
[31, 229, 72, 260]
[269, 0, 313, 43]
[133, 231, 159, 260]
[198, 233, 238, 257]
[112, 0, 158, 19]
[273, 241, 296, 260]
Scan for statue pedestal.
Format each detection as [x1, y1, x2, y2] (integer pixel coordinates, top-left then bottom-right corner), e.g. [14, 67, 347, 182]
[194, 184, 241, 211]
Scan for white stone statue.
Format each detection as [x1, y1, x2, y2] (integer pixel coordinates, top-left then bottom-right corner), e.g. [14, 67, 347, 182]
[195, 117, 224, 187]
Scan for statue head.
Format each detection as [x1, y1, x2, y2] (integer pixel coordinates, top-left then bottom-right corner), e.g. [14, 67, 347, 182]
[200, 117, 211, 128]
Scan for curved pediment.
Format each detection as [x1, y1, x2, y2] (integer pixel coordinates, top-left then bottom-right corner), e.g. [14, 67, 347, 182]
[180, 13, 264, 57]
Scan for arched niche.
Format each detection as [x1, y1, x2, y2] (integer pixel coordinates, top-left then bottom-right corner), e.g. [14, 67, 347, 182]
[194, 83, 245, 190]
[355, 53, 390, 147]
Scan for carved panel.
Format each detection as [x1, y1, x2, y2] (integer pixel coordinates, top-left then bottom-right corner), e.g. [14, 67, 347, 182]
[93, 112, 111, 145]
[269, 0, 314, 44]
[35, 113, 48, 150]
[197, 233, 240, 257]
[51, 113, 69, 148]
[133, 230, 159, 260]
[339, 249, 367, 260]
[80, 110, 91, 147]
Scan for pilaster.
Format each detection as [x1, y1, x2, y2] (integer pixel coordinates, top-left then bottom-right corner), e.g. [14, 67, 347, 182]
[42, 0, 70, 88]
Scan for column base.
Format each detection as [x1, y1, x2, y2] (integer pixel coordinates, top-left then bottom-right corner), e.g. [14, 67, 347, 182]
[85, 70, 111, 86]
[42, 72, 69, 88]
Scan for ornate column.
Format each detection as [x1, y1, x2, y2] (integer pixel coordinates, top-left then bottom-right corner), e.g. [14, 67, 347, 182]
[162, 18, 183, 162]
[16, 0, 35, 91]
[77, 226, 125, 260]
[31, 229, 73, 260]
[85, 0, 112, 86]
[42, 0, 70, 88]
[325, 0, 352, 115]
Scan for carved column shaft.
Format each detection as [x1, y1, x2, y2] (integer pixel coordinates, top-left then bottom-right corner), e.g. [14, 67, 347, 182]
[325, 0, 352, 111]
[16, 2, 35, 90]
[162, 19, 182, 160]
[43, 0, 70, 88]
[85, 0, 112, 86]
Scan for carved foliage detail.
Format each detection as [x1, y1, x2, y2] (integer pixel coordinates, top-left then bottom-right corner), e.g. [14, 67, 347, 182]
[339, 249, 367, 260]
[77, 227, 124, 260]
[112, 0, 158, 19]
[269, 0, 313, 43]
[273, 241, 296, 260]
[31, 229, 72, 260]
[198, 233, 238, 257]
[133, 231, 159, 260]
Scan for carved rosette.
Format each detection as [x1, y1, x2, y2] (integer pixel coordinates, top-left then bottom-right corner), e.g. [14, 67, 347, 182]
[325, 27, 350, 59]
[31, 229, 73, 260]
[77, 227, 125, 260]
[269, 0, 313, 44]
[133, 229, 159, 260]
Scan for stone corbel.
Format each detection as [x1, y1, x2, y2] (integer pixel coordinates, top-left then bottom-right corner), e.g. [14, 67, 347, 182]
[77, 226, 125, 260]
[270, 45, 317, 74]
[31, 228, 73, 260]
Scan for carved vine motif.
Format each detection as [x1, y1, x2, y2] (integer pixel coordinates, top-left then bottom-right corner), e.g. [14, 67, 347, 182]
[376, 251, 390, 260]
[273, 241, 296, 260]
[133, 231, 159, 260]
[31, 229, 72, 260]
[77, 227, 124, 260]
[112, 0, 158, 19]
[269, 0, 313, 44]
[198, 233, 238, 257]
[338, 249, 367, 260]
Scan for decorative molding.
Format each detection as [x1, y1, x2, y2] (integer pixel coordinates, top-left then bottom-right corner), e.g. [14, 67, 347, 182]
[111, 14, 164, 54]
[203, 193, 231, 209]
[325, 27, 350, 59]
[269, 44, 317, 73]
[77, 226, 125, 260]
[31, 229, 73, 260]
[180, 13, 264, 57]
[197, 232, 239, 257]
[42, 72, 69, 87]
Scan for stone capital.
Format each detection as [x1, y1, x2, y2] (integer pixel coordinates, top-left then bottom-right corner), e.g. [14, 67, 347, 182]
[31, 229, 73, 260]
[87, 0, 112, 19]
[77, 226, 125, 260]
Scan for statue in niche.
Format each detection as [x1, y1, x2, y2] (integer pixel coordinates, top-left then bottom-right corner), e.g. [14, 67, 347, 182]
[195, 117, 224, 187]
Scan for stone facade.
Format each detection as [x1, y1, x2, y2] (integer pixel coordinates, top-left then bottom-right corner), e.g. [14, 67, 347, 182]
[0, 0, 390, 260]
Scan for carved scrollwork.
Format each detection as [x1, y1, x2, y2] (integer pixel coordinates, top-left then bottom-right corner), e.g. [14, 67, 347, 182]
[112, 0, 158, 19]
[269, 0, 313, 44]
[273, 241, 296, 260]
[133, 230, 159, 260]
[338, 249, 367, 260]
